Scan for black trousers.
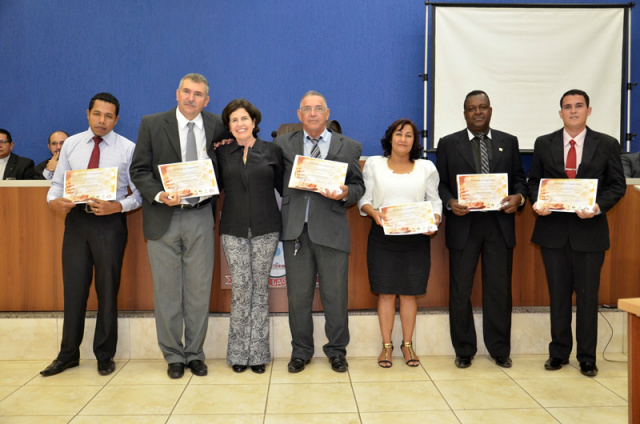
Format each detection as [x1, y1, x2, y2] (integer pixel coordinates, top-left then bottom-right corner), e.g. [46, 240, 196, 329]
[541, 244, 604, 363]
[57, 207, 127, 363]
[448, 212, 513, 358]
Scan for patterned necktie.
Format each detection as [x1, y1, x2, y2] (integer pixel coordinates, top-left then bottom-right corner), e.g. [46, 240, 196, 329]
[478, 134, 490, 174]
[87, 136, 102, 169]
[310, 138, 321, 159]
[185, 122, 198, 205]
[566, 139, 577, 179]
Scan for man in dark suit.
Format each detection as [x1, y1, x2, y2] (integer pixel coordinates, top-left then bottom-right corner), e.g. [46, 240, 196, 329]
[436, 90, 527, 369]
[0, 129, 35, 180]
[130, 73, 228, 379]
[622, 151, 640, 178]
[275, 91, 364, 373]
[528, 89, 626, 377]
[34, 130, 68, 180]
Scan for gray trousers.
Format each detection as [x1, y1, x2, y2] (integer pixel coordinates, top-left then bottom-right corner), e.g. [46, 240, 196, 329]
[222, 231, 279, 366]
[147, 207, 214, 364]
[283, 227, 350, 360]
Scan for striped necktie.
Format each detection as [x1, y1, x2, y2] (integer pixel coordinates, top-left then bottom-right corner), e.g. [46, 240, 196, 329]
[478, 133, 490, 174]
[310, 138, 321, 159]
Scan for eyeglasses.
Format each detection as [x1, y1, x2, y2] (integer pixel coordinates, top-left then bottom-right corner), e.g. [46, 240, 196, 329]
[300, 106, 327, 115]
[0, 140, 11, 145]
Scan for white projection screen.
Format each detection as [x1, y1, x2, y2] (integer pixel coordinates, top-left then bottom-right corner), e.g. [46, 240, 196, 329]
[429, 6, 626, 150]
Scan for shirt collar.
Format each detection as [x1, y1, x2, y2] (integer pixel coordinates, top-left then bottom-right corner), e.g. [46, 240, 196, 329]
[304, 128, 330, 143]
[466, 128, 492, 141]
[563, 127, 587, 147]
[88, 128, 115, 146]
[176, 108, 204, 130]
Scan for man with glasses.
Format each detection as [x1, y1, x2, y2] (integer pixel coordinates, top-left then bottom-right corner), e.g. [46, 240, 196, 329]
[275, 91, 364, 373]
[0, 129, 35, 180]
[34, 130, 69, 180]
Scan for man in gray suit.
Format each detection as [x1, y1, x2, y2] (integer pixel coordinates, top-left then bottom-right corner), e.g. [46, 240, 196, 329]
[275, 91, 365, 373]
[622, 151, 640, 178]
[130, 73, 228, 379]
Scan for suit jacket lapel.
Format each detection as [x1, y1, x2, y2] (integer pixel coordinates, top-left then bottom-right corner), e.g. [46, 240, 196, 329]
[163, 108, 182, 160]
[203, 112, 218, 151]
[578, 128, 597, 177]
[293, 131, 305, 157]
[3, 154, 17, 179]
[326, 132, 343, 160]
[455, 131, 476, 171]
[490, 132, 504, 173]
[549, 130, 566, 176]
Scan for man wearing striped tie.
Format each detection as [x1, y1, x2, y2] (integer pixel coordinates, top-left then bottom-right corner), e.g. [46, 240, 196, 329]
[527, 89, 626, 377]
[275, 91, 365, 374]
[436, 90, 527, 370]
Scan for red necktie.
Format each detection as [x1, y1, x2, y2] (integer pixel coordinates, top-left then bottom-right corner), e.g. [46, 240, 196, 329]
[88, 136, 102, 169]
[565, 139, 576, 179]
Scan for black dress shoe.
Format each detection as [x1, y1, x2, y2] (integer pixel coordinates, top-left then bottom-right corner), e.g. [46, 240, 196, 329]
[544, 357, 569, 370]
[329, 355, 348, 373]
[492, 356, 512, 368]
[579, 362, 598, 377]
[167, 362, 185, 379]
[187, 359, 208, 376]
[97, 359, 115, 376]
[232, 364, 248, 373]
[40, 359, 80, 377]
[287, 358, 310, 373]
[251, 364, 266, 374]
[455, 356, 472, 368]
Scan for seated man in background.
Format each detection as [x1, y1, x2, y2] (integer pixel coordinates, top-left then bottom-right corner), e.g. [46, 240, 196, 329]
[0, 128, 35, 180]
[622, 151, 640, 178]
[35, 130, 69, 180]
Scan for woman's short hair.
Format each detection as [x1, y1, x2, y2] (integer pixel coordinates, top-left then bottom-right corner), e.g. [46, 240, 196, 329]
[221, 98, 261, 137]
[380, 119, 422, 161]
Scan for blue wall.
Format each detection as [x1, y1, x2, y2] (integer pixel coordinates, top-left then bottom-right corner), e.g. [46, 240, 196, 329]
[1, 0, 638, 166]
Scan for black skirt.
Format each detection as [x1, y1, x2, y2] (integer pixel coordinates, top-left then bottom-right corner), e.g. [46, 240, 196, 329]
[366, 223, 431, 296]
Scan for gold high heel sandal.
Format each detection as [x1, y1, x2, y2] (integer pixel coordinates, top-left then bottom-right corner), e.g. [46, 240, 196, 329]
[378, 342, 393, 368]
[402, 341, 420, 367]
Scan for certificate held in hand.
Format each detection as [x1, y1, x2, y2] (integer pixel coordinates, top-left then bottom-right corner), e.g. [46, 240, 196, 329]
[158, 159, 219, 199]
[537, 178, 598, 212]
[64, 167, 119, 203]
[457, 173, 509, 211]
[288, 154, 348, 194]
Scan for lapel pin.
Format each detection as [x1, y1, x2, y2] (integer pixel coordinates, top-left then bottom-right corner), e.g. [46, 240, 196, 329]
[499, 147, 503, 152]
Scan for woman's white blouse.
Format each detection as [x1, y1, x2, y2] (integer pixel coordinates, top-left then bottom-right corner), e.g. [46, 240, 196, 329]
[358, 156, 442, 216]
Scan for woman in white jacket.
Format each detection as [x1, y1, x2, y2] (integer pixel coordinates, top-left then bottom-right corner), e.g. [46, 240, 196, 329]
[358, 119, 442, 368]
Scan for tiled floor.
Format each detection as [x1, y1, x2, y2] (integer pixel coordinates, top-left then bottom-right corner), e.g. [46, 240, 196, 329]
[0, 354, 628, 423]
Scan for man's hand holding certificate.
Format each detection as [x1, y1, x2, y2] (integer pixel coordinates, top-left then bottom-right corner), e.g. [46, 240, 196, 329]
[380, 202, 438, 235]
[457, 173, 509, 211]
[158, 159, 219, 200]
[534, 178, 598, 216]
[288, 155, 348, 198]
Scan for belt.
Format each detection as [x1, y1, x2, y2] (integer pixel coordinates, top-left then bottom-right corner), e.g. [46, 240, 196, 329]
[75, 203, 96, 213]
[178, 197, 212, 210]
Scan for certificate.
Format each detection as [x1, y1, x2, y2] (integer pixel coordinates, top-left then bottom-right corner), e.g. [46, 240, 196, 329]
[380, 201, 437, 235]
[158, 159, 219, 198]
[457, 173, 509, 211]
[64, 167, 118, 203]
[288, 155, 348, 193]
[537, 178, 598, 212]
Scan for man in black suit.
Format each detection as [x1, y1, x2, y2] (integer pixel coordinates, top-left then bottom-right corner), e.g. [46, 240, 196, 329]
[622, 151, 640, 178]
[0, 129, 35, 180]
[528, 89, 626, 377]
[34, 130, 68, 180]
[436, 90, 527, 369]
[275, 91, 364, 373]
[130, 73, 228, 379]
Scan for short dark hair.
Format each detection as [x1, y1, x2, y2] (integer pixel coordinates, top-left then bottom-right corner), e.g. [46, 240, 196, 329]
[48, 130, 69, 143]
[221, 98, 262, 137]
[89, 92, 120, 116]
[381, 119, 422, 161]
[464, 90, 490, 109]
[0, 128, 12, 143]
[560, 89, 590, 108]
